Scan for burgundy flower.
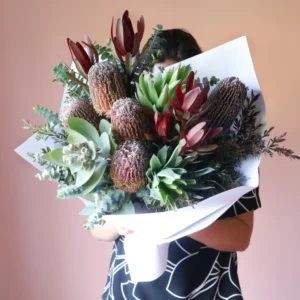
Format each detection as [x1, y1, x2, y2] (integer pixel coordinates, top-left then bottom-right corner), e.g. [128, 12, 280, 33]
[111, 10, 145, 59]
[183, 121, 222, 154]
[154, 111, 175, 139]
[67, 34, 98, 79]
[169, 72, 208, 120]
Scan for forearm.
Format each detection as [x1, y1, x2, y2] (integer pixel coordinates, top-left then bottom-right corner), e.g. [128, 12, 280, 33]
[90, 221, 119, 242]
[189, 212, 254, 252]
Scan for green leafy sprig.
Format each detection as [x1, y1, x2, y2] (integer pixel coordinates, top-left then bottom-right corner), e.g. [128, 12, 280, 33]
[263, 129, 300, 160]
[94, 40, 114, 61]
[135, 24, 164, 74]
[23, 120, 68, 144]
[57, 185, 83, 199]
[82, 186, 134, 230]
[33, 105, 61, 125]
[53, 62, 91, 104]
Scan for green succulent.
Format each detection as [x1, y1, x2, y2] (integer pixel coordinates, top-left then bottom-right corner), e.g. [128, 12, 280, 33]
[43, 118, 117, 199]
[146, 139, 215, 209]
[135, 65, 192, 113]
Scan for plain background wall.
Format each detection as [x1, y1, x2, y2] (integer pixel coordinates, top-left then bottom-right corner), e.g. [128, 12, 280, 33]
[2, 0, 300, 299]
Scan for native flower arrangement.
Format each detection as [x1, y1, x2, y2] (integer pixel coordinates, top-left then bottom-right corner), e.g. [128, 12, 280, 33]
[23, 10, 299, 230]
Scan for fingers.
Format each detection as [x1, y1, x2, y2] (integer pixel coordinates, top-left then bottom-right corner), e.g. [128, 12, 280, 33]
[117, 226, 133, 236]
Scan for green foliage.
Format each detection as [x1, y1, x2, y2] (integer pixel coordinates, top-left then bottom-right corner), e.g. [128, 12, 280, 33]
[95, 187, 130, 214]
[68, 117, 101, 146]
[23, 120, 68, 144]
[67, 128, 87, 145]
[194, 76, 220, 90]
[263, 129, 300, 160]
[135, 24, 164, 74]
[27, 147, 52, 167]
[36, 165, 75, 184]
[37, 117, 116, 205]
[43, 137, 109, 192]
[53, 62, 91, 104]
[99, 119, 117, 154]
[43, 147, 68, 167]
[33, 105, 61, 125]
[66, 118, 112, 157]
[99, 119, 112, 135]
[233, 91, 262, 141]
[76, 163, 96, 186]
[83, 186, 134, 230]
[98, 132, 111, 157]
[94, 40, 114, 61]
[57, 185, 83, 199]
[81, 159, 108, 195]
[209, 76, 220, 86]
[29, 148, 75, 185]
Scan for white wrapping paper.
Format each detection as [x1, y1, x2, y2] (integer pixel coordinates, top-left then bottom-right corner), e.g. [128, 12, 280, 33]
[15, 36, 266, 282]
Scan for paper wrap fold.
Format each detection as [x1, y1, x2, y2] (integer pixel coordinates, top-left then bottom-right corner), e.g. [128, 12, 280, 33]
[15, 36, 266, 283]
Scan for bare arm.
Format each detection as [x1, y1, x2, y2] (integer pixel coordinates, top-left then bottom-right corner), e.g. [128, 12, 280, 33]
[91, 211, 254, 250]
[188, 211, 254, 252]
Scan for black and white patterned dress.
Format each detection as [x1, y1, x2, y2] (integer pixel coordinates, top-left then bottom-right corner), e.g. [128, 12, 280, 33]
[102, 187, 261, 300]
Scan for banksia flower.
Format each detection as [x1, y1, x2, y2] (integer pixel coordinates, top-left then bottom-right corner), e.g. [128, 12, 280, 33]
[111, 98, 147, 141]
[111, 140, 149, 192]
[203, 77, 247, 131]
[60, 98, 102, 130]
[88, 62, 127, 116]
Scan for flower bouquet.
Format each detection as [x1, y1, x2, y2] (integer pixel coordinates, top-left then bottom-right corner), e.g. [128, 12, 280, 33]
[16, 10, 299, 281]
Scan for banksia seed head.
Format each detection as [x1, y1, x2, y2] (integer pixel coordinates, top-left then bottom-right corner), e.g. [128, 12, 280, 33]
[111, 98, 147, 142]
[88, 62, 127, 116]
[203, 77, 247, 131]
[110, 140, 149, 193]
[60, 98, 102, 130]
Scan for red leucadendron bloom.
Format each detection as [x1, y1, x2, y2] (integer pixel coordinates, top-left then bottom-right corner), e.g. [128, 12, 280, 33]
[67, 34, 98, 79]
[154, 111, 175, 140]
[183, 121, 223, 154]
[111, 10, 145, 60]
[169, 72, 209, 120]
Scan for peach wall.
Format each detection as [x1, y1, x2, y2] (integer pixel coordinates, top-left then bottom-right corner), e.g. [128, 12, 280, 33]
[2, 0, 300, 299]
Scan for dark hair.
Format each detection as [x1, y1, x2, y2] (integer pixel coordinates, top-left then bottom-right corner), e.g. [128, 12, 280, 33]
[149, 29, 202, 63]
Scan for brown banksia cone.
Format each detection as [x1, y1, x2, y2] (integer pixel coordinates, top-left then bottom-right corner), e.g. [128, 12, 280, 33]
[60, 98, 102, 130]
[88, 62, 127, 117]
[111, 98, 148, 142]
[203, 77, 247, 131]
[110, 140, 149, 193]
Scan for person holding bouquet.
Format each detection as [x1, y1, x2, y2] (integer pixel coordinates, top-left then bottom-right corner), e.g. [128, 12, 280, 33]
[92, 29, 261, 300]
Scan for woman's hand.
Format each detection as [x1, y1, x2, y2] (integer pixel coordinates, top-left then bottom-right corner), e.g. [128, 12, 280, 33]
[90, 223, 133, 242]
[90, 222, 120, 242]
[117, 226, 133, 236]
